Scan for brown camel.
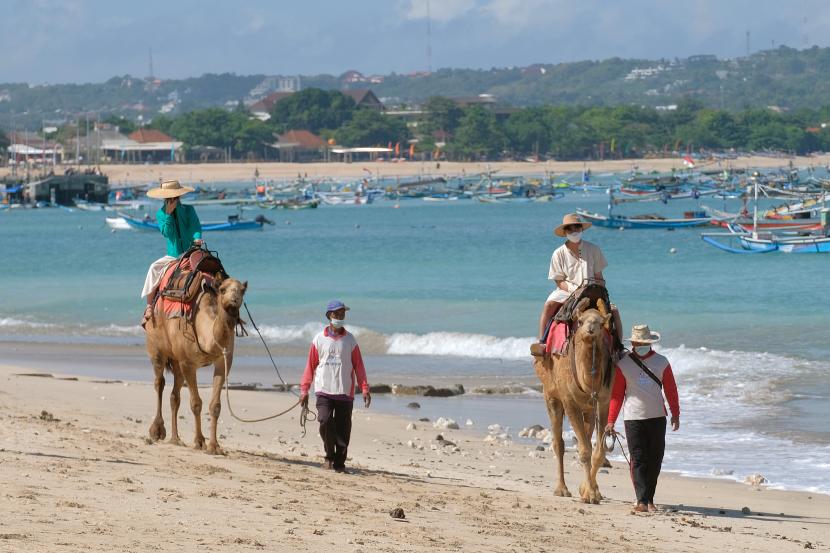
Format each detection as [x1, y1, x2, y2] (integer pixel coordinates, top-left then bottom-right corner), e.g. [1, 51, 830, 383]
[531, 298, 615, 503]
[145, 276, 247, 455]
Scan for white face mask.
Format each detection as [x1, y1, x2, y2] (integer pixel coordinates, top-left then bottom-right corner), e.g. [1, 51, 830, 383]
[634, 345, 651, 356]
[566, 231, 583, 243]
[329, 318, 345, 329]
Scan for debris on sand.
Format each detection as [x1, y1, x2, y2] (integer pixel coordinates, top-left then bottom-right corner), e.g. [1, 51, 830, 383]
[433, 417, 459, 430]
[389, 507, 405, 519]
[39, 410, 59, 422]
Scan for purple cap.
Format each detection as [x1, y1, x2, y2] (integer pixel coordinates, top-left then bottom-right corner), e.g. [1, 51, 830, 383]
[325, 300, 350, 313]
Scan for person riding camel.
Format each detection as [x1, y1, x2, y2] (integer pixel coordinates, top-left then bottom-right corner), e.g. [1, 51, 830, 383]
[141, 179, 203, 327]
[537, 213, 606, 339]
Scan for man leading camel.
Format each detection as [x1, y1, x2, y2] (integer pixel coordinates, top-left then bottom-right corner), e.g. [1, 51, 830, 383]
[300, 301, 371, 473]
[141, 180, 203, 327]
[605, 323, 680, 513]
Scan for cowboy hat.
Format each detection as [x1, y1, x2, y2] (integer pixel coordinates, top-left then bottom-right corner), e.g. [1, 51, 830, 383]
[147, 179, 195, 199]
[554, 213, 592, 237]
[625, 324, 661, 344]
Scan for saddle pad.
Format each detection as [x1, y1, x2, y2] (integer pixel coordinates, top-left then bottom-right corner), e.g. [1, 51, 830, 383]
[157, 263, 202, 319]
[545, 321, 569, 356]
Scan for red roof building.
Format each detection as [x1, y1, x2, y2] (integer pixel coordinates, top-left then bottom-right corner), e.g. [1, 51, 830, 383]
[128, 129, 174, 143]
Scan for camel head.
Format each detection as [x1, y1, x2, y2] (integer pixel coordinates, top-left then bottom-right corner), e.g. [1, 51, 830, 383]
[573, 298, 612, 343]
[217, 278, 247, 319]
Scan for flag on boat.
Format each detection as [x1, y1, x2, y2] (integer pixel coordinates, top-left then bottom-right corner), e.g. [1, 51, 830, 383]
[683, 155, 695, 168]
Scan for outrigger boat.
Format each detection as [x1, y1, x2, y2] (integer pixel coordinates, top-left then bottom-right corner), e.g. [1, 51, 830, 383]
[577, 189, 711, 229]
[701, 180, 830, 253]
[108, 212, 273, 231]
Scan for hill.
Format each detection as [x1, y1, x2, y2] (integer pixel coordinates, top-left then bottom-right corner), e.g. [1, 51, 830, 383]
[3, 45, 830, 129]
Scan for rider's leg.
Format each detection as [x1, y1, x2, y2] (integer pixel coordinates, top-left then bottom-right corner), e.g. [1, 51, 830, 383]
[538, 300, 562, 341]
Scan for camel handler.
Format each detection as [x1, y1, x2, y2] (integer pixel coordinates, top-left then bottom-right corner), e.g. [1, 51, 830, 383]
[605, 324, 680, 513]
[300, 300, 371, 473]
[140, 179, 203, 327]
[534, 213, 622, 347]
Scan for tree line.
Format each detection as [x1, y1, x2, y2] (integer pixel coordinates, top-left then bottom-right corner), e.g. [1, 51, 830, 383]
[141, 90, 830, 161]
[15, 88, 830, 161]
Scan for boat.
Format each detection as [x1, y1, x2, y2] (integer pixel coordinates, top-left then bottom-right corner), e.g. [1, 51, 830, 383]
[111, 212, 273, 231]
[702, 225, 830, 254]
[576, 209, 711, 229]
[701, 180, 830, 253]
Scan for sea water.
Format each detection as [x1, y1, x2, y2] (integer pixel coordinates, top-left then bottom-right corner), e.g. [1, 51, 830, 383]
[1, 188, 828, 493]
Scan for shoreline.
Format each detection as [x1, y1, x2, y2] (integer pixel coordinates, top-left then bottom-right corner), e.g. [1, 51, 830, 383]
[1, 362, 828, 552]
[3, 154, 829, 185]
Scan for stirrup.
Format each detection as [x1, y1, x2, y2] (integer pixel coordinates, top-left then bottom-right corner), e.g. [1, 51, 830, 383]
[530, 343, 547, 357]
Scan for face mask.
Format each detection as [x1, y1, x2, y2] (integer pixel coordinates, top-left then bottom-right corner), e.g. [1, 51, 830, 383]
[566, 231, 582, 243]
[634, 346, 651, 356]
[329, 318, 345, 329]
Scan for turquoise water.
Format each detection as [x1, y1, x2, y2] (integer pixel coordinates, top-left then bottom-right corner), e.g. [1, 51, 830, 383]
[1, 189, 828, 493]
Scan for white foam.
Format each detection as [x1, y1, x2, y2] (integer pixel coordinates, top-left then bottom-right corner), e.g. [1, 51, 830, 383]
[0, 317, 56, 330]
[385, 331, 534, 359]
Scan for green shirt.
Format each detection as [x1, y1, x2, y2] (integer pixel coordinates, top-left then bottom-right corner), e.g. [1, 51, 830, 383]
[156, 203, 202, 257]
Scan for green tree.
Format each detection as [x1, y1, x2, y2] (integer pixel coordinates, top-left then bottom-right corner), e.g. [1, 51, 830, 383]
[450, 106, 504, 160]
[269, 88, 356, 134]
[503, 108, 550, 156]
[103, 115, 136, 134]
[232, 118, 275, 158]
[419, 96, 464, 137]
[334, 109, 409, 147]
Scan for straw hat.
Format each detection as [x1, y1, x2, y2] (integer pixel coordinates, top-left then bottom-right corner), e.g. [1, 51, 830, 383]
[147, 179, 194, 199]
[554, 213, 592, 237]
[625, 324, 661, 344]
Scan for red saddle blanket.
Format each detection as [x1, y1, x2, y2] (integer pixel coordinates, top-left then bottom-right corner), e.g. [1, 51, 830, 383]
[545, 321, 570, 356]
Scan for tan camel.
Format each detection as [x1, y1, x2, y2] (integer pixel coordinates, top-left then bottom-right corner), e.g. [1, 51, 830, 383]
[145, 276, 247, 455]
[532, 298, 615, 503]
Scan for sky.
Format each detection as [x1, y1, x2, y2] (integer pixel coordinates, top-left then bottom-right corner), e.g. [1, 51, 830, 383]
[3, 0, 830, 84]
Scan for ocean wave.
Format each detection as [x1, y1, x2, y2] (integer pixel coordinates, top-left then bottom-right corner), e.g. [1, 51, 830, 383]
[0, 317, 57, 330]
[385, 331, 534, 359]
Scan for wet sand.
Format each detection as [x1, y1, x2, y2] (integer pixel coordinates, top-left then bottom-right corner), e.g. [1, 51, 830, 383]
[1, 362, 827, 552]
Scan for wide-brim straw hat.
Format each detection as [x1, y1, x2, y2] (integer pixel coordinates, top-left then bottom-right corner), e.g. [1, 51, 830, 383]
[147, 179, 195, 199]
[625, 324, 661, 344]
[554, 213, 592, 237]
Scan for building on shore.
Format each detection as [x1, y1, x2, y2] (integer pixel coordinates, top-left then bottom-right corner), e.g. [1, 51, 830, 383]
[23, 172, 109, 205]
[272, 130, 326, 162]
[6, 132, 64, 166]
[250, 89, 383, 121]
[98, 128, 183, 163]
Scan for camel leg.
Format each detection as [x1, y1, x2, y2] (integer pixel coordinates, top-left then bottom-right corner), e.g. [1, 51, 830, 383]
[566, 405, 600, 504]
[183, 366, 206, 450]
[148, 356, 167, 442]
[588, 414, 606, 503]
[205, 357, 229, 456]
[168, 362, 185, 446]
[547, 398, 570, 497]
[597, 403, 612, 468]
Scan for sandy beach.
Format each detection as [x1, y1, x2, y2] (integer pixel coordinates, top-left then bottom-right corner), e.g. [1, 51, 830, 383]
[1, 362, 827, 552]
[4, 155, 830, 185]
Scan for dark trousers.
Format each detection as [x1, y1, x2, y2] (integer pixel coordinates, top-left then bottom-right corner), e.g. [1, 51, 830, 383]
[624, 417, 666, 505]
[315, 395, 354, 468]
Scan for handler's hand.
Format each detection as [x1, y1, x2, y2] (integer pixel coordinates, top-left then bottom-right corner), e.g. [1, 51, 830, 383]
[193, 239, 203, 247]
[671, 416, 680, 431]
[604, 422, 615, 434]
[300, 394, 308, 408]
[363, 391, 371, 408]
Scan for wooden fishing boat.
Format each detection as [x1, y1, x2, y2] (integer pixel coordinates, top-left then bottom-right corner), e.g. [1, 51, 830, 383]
[576, 208, 711, 229]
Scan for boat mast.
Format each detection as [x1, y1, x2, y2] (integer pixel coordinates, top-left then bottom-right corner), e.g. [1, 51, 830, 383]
[752, 173, 759, 239]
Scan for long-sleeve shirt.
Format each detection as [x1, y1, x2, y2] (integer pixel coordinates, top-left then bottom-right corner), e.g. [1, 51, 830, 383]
[607, 350, 680, 425]
[300, 326, 369, 401]
[156, 204, 202, 257]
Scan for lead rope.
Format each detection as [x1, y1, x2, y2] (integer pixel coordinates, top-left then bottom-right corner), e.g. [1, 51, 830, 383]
[201, 301, 316, 435]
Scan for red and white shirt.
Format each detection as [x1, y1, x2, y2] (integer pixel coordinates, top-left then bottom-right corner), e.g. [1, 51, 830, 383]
[607, 350, 680, 424]
[301, 326, 369, 401]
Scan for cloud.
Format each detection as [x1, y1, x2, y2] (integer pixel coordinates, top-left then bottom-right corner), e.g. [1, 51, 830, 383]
[402, 0, 476, 23]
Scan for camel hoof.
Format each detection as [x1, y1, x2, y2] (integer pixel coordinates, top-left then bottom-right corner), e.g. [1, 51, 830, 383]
[167, 437, 185, 447]
[193, 436, 206, 450]
[553, 486, 572, 497]
[148, 420, 166, 442]
[206, 442, 224, 456]
[601, 459, 612, 468]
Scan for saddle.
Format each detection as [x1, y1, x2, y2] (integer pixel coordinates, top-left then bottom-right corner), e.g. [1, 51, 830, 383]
[546, 282, 623, 355]
[157, 247, 228, 318]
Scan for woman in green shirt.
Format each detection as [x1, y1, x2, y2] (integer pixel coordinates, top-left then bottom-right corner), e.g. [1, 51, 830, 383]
[141, 180, 202, 327]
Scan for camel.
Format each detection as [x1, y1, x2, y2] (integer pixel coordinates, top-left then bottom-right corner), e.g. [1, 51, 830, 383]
[531, 297, 615, 504]
[145, 275, 247, 455]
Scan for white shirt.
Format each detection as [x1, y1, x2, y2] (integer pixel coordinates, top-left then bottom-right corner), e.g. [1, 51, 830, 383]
[548, 240, 608, 291]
